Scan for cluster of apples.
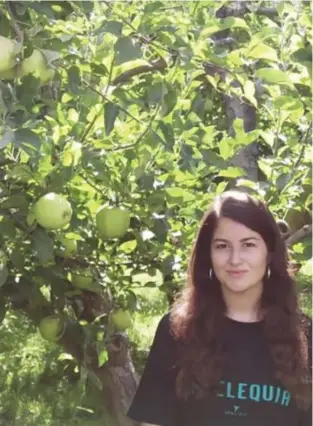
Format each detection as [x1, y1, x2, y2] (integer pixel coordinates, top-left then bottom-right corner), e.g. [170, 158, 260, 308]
[0, 36, 54, 83]
[28, 193, 133, 341]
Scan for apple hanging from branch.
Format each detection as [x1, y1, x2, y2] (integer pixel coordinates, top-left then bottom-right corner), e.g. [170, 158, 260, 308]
[38, 315, 65, 342]
[20, 49, 55, 84]
[0, 36, 18, 73]
[33, 193, 72, 230]
[96, 206, 130, 239]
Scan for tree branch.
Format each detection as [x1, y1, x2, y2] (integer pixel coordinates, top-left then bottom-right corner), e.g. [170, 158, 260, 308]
[255, 7, 279, 18]
[6, 1, 24, 43]
[286, 225, 312, 247]
[112, 57, 167, 85]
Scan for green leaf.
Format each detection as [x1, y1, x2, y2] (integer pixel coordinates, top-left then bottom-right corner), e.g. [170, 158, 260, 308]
[243, 80, 257, 108]
[7, 164, 34, 182]
[0, 130, 14, 149]
[160, 87, 177, 117]
[247, 43, 278, 62]
[259, 131, 275, 147]
[0, 264, 8, 288]
[100, 21, 123, 36]
[32, 229, 55, 265]
[98, 349, 108, 367]
[119, 240, 137, 254]
[201, 17, 249, 37]
[218, 167, 246, 178]
[30, 2, 55, 19]
[152, 218, 169, 244]
[67, 66, 81, 95]
[13, 129, 42, 152]
[273, 96, 304, 112]
[104, 103, 119, 136]
[299, 258, 312, 277]
[258, 159, 272, 179]
[41, 49, 61, 65]
[148, 82, 165, 104]
[114, 37, 142, 65]
[0, 195, 29, 209]
[165, 188, 185, 198]
[219, 138, 234, 160]
[255, 68, 293, 87]
[81, 1, 94, 13]
[10, 248, 25, 270]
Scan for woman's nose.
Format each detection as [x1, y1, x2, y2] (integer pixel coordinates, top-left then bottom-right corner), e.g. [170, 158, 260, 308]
[229, 248, 242, 264]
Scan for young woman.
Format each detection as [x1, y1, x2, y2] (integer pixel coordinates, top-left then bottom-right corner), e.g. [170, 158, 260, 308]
[127, 190, 312, 426]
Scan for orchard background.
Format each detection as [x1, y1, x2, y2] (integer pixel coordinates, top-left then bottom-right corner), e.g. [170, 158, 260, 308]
[0, 1, 312, 425]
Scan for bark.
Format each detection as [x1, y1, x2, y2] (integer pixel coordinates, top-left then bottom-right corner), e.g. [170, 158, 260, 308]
[58, 302, 140, 426]
[209, 2, 261, 186]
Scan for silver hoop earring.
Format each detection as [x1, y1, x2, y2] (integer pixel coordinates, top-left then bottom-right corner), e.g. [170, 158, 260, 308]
[267, 267, 271, 279]
[209, 268, 213, 280]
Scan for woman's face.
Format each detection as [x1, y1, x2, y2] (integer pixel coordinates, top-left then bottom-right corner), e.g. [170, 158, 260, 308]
[210, 217, 268, 294]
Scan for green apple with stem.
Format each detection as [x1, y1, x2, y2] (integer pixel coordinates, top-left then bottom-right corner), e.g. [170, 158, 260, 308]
[33, 193, 72, 230]
[38, 315, 65, 342]
[110, 308, 132, 331]
[57, 237, 77, 258]
[96, 206, 130, 239]
[0, 36, 18, 73]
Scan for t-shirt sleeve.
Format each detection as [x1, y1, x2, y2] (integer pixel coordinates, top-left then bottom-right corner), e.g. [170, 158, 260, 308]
[127, 313, 177, 425]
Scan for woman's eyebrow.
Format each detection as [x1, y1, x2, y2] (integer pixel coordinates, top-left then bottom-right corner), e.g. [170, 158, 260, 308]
[212, 237, 259, 242]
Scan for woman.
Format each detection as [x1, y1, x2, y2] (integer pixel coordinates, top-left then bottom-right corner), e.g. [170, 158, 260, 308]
[127, 190, 312, 426]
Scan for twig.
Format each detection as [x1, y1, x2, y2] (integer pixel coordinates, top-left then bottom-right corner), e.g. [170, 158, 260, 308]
[106, 103, 161, 152]
[82, 79, 141, 124]
[6, 1, 24, 43]
[286, 225, 312, 247]
[103, 1, 177, 55]
[293, 123, 312, 170]
[80, 54, 115, 143]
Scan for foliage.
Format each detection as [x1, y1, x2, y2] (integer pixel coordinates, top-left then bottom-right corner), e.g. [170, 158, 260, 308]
[0, 0, 311, 423]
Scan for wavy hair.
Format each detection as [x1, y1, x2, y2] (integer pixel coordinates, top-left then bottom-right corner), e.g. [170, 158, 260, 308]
[170, 190, 311, 410]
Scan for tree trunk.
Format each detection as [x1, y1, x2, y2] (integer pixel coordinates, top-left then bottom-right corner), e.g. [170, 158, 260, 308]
[209, 1, 260, 186]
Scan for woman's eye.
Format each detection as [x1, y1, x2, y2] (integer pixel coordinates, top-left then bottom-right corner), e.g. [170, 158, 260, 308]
[244, 242, 256, 248]
[215, 244, 227, 249]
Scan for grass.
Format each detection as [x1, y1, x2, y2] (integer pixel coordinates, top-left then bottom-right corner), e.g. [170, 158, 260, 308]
[0, 287, 168, 426]
[0, 281, 311, 425]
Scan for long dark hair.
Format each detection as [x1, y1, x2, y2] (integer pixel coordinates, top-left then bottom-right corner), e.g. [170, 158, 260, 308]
[170, 190, 311, 410]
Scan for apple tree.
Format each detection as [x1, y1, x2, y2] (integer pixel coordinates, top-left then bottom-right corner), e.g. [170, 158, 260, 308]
[0, 1, 311, 425]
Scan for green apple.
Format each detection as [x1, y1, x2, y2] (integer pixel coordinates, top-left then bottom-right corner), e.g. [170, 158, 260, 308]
[71, 269, 101, 293]
[0, 65, 22, 80]
[58, 237, 77, 258]
[96, 206, 130, 239]
[40, 67, 55, 84]
[110, 309, 132, 331]
[0, 36, 17, 73]
[20, 49, 54, 84]
[38, 315, 65, 342]
[33, 193, 72, 230]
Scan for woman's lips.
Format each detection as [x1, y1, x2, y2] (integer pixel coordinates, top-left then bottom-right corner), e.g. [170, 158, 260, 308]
[227, 271, 248, 277]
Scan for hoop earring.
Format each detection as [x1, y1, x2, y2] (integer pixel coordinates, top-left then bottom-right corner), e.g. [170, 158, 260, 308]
[267, 267, 271, 279]
[209, 268, 213, 280]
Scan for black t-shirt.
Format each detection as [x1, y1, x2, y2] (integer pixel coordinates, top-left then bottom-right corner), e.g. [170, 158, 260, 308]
[127, 312, 312, 426]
